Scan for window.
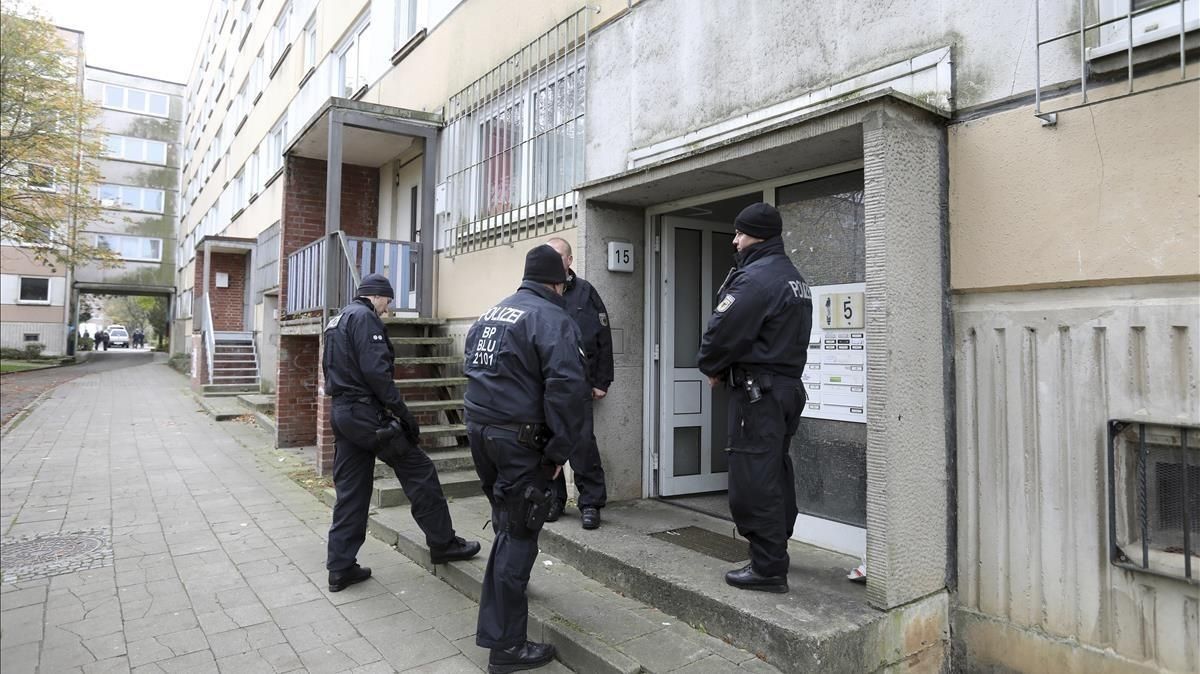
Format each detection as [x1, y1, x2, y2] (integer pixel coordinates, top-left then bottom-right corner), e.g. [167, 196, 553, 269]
[264, 117, 287, 177]
[98, 184, 165, 213]
[102, 84, 169, 117]
[1095, 0, 1199, 57]
[247, 148, 260, 197]
[105, 135, 168, 164]
[303, 17, 318, 71]
[95, 234, 163, 262]
[337, 19, 370, 97]
[231, 82, 247, 132]
[532, 69, 585, 201]
[394, 0, 420, 49]
[23, 163, 57, 191]
[232, 169, 246, 212]
[18, 277, 50, 303]
[478, 103, 523, 217]
[236, 0, 252, 38]
[250, 50, 265, 100]
[23, 333, 40, 342]
[270, 3, 293, 68]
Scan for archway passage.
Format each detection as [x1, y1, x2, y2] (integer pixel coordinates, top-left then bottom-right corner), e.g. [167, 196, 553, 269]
[73, 287, 172, 355]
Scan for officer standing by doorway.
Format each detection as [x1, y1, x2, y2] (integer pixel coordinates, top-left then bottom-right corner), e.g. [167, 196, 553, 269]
[464, 245, 588, 673]
[697, 203, 812, 594]
[544, 237, 612, 530]
[323, 273, 480, 592]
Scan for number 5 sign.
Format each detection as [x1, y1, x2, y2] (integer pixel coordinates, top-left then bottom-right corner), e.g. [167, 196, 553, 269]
[820, 291, 865, 329]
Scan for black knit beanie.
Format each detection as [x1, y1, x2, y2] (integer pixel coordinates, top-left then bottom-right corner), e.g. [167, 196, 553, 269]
[524, 244, 567, 285]
[356, 273, 395, 298]
[734, 202, 783, 240]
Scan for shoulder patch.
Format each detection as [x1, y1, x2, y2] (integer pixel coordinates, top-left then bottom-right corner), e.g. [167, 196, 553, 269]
[598, 312, 608, 327]
[716, 294, 736, 313]
[324, 315, 342, 331]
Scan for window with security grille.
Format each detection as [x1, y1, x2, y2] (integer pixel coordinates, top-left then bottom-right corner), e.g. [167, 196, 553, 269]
[437, 9, 590, 254]
[1109, 421, 1199, 582]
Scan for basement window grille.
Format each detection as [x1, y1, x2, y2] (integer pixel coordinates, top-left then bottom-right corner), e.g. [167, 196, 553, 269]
[1108, 420, 1199, 584]
[437, 7, 594, 255]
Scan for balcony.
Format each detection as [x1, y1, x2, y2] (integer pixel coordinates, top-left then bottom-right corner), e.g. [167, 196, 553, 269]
[285, 232, 420, 317]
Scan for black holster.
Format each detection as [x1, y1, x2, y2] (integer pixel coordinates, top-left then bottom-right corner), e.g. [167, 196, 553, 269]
[374, 417, 413, 466]
[505, 483, 553, 540]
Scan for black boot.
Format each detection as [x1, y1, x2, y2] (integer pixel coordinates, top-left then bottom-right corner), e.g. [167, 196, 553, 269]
[724, 563, 788, 593]
[488, 641, 556, 673]
[545, 500, 564, 523]
[328, 564, 371, 592]
[430, 536, 481, 564]
[580, 506, 600, 530]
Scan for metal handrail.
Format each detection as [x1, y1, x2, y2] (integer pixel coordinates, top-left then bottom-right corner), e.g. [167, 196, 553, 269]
[202, 294, 215, 385]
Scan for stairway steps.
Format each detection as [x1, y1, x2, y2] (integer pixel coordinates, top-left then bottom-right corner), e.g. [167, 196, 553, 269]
[374, 447, 473, 478]
[419, 424, 467, 439]
[390, 336, 454, 346]
[369, 470, 480, 508]
[406, 399, 465, 412]
[393, 376, 467, 389]
[382, 316, 447, 326]
[394, 355, 462, 366]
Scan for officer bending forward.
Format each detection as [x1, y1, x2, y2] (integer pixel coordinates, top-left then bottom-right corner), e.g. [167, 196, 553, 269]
[324, 273, 480, 592]
[698, 203, 813, 594]
[464, 245, 588, 673]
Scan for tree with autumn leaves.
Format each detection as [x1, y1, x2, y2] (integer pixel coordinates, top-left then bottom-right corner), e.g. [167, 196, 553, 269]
[0, 3, 114, 271]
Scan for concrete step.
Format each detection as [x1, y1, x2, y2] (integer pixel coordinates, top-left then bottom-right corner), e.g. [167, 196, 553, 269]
[326, 492, 781, 674]
[374, 447, 474, 478]
[202, 383, 259, 394]
[192, 391, 250, 420]
[419, 424, 467, 439]
[237, 393, 275, 414]
[390, 336, 454, 347]
[406, 399, 465, 413]
[394, 355, 462, 366]
[394, 376, 467, 389]
[368, 470, 481, 508]
[533, 500, 947, 673]
[382, 316, 446, 326]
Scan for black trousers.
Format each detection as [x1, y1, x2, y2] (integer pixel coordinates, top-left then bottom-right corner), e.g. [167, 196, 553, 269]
[326, 400, 455, 572]
[467, 422, 546, 649]
[726, 381, 805, 577]
[550, 397, 607, 508]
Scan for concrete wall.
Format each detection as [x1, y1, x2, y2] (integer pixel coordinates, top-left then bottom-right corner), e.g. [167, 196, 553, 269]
[953, 282, 1200, 673]
[584, 0, 1084, 182]
[436, 230, 578, 320]
[949, 78, 1199, 291]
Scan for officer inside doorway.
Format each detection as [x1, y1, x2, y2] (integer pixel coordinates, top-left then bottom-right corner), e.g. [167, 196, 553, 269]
[323, 273, 480, 592]
[464, 244, 589, 672]
[698, 203, 813, 594]
[545, 237, 613, 529]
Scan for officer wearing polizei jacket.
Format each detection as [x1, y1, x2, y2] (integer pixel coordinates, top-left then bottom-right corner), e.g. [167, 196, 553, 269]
[464, 245, 588, 673]
[697, 203, 813, 594]
[545, 237, 612, 530]
[323, 273, 480, 592]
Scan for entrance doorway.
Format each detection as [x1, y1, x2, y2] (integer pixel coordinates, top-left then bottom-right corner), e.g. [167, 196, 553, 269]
[648, 162, 869, 556]
[656, 192, 758, 495]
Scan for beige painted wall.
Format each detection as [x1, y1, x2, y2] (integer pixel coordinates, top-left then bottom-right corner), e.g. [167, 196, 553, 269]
[370, 0, 628, 113]
[436, 230, 576, 320]
[949, 79, 1199, 291]
[0, 304, 67, 323]
[1, 246, 68, 277]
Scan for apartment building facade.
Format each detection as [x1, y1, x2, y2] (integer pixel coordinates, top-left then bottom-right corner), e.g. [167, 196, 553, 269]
[0, 26, 84, 356]
[176, 0, 1197, 671]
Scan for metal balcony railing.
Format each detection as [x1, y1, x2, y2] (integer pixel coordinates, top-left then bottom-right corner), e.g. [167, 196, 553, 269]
[1108, 420, 1198, 584]
[284, 233, 420, 316]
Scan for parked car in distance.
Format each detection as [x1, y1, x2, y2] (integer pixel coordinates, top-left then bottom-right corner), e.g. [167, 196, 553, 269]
[108, 326, 130, 348]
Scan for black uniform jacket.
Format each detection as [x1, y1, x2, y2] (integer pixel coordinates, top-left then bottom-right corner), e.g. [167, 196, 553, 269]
[463, 281, 589, 466]
[697, 237, 813, 379]
[562, 270, 614, 391]
[323, 297, 407, 415]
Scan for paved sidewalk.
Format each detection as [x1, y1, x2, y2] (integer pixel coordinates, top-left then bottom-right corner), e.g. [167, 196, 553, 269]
[1, 350, 153, 427]
[0, 358, 560, 673]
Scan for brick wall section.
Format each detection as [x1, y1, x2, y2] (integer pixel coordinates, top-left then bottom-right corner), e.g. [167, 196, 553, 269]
[275, 156, 380, 460]
[275, 334, 319, 448]
[193, 252, 248, 331]
[190, 334, 207, 391]
[279, 155, 379, 315]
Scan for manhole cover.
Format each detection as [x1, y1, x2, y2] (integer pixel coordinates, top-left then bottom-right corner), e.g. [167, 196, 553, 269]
[650, 525, 749, 563]
[1, 529, 113, 583]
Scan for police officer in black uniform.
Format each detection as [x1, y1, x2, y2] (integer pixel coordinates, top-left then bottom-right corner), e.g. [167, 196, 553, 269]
[544, 237, 612, 530]
[464, 245, 588, 673]
[324, 273, 480, 592]
[697, 203, 812, 594]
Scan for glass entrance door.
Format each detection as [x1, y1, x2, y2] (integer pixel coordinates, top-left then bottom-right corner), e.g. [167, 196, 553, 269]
[658, 215, 737, 496]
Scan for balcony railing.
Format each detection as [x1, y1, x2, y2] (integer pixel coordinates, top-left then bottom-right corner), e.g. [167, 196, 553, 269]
[285, 233, 420, 316]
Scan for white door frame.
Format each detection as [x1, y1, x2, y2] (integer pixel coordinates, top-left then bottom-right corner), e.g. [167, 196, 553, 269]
[639, 159, 868, 556]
